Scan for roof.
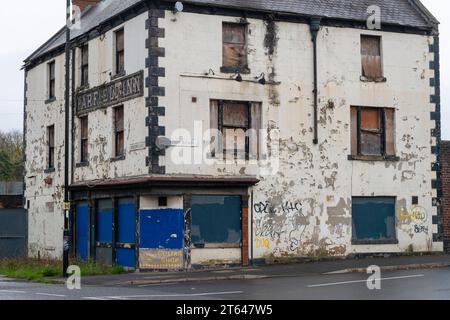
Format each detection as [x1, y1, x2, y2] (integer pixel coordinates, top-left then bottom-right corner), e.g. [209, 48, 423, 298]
[24, 0, 438, 66]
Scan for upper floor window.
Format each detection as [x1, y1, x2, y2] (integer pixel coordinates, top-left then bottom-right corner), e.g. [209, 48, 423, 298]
[210, 100, 261, 160]
[81, 44, 89, 87]
[350, 106, 396, 159]
[114, 106, 124, 158]
[115, 29, 125, 75]
[80, 116, 89, 163]
[361, 35, 383, 80]
[47, 125, 55, 169]
[48, 61, 56, 100]
[221, 23, 248, 73]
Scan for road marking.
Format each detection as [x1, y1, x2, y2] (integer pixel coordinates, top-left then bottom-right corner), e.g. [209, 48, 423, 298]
[35, 293, 67, 298]
[82, 297, 111, 300]
[308, 274, 425, 288]
[138, 283, 179, 287]
[0, 290, 27, 294]
[84, 291, 243, 300]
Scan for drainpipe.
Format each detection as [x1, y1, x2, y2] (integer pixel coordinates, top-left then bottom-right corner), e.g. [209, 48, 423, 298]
[309, 17, 321, 145]
[63, 0, 71, 278]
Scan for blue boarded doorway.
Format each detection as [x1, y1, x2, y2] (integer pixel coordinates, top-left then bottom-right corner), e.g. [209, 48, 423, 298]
[116, 198, 136, 268]
[76, 202, 89, 261]
[139, 208, 184, 270]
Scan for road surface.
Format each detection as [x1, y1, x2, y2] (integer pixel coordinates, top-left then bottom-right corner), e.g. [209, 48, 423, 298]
[1, 267, 450, 300]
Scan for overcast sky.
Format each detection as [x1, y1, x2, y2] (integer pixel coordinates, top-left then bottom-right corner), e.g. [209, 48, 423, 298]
[0, 0, 449, 139]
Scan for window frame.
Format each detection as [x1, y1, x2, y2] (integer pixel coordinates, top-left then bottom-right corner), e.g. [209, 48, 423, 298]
[211, 100, 261, 161]
[47, 125, 55, 170]
[48, 61, 56, 100]
[114, 28, 125, 76]
[113, 106, 125, 158]
[80, 44, 89, 87]
[79, 116, 89, 164]
[349, 106, 399, 161]
[221, 22, 250, 74]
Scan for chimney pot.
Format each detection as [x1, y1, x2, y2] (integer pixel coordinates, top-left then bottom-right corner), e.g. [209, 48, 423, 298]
[73, 0, 101, 12]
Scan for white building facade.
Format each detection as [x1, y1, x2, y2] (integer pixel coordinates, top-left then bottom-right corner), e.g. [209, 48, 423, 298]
[23, 0, 443, 269]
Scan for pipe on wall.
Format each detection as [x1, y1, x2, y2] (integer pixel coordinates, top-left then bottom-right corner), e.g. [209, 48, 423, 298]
[309, 17, 321, 145]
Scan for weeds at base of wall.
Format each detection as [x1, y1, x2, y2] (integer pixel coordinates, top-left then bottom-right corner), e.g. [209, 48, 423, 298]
[0, 258, 125, 283]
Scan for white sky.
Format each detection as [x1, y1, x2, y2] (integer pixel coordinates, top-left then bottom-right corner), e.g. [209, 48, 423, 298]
[0, 0, 448, 139]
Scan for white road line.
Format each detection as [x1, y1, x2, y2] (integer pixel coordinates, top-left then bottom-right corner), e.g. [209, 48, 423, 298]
[308, 274, 425, 288]
[35, 293, 67, 298]
[0, 290, 27, 294]
[138, 283, 178, 287]
[82, 297, 111, 300]
[84, 291, 244, 300]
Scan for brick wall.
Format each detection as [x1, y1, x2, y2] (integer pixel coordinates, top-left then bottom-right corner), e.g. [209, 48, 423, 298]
[442, 141, 450, 252]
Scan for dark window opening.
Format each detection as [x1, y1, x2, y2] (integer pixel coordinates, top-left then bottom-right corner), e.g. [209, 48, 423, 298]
[80, 116, 88, 163]
[352, 197, 397, 243]
[351, 106, 395, 157]
[361, 35, 383, 79]
[47, 125, 55, 169]
[48, 61, 56, 99]
[114, 106, 124, 157]
[81, 44, 89, 86]
[210, 100, 261, 160]
[190, 195, 242, 247]
[158, 197, 168, 207]
[115, 29, 125, 75]
[222, 23, 248, 72]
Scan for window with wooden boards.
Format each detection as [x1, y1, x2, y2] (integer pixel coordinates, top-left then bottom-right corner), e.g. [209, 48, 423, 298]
[350, 106, 396, 160]
[221, 23, 248, 73]
[361, 35, 383, 79]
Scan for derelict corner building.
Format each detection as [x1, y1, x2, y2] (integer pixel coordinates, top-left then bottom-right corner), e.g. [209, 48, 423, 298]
[23, 0, 443, 270]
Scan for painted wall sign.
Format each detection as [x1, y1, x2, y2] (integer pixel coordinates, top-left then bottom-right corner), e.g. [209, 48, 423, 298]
[139, 249, 184, 270]
[76, 70, 144, 115]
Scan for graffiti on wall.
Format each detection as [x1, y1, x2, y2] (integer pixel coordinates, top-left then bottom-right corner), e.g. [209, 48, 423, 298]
[398, 205, 429, 234]
[254, 200, 309, 253]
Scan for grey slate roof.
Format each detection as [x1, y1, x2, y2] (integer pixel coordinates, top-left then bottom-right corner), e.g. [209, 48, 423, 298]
[24, 0, 438, 65]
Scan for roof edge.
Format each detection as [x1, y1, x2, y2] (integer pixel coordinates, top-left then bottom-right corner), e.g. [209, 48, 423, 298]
[408, 0, 439, 28]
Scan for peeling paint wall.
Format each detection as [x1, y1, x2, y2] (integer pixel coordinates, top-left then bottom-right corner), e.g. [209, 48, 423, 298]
[25, 53, 66, 258]
[25, 12, 148, 259]
[159, 12, 440, 258]
[25, 9, 440, 260]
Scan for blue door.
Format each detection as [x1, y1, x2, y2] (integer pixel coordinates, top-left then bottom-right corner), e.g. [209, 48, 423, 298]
[76, 202, 89, 261]
[116, 198, 136, 268]
[96, 199, 113, 266]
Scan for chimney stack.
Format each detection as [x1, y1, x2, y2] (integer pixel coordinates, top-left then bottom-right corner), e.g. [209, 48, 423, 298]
[72, 0, 101, 12]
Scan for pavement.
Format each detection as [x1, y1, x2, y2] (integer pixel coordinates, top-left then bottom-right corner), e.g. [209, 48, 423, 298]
[57, 253, 450, 287]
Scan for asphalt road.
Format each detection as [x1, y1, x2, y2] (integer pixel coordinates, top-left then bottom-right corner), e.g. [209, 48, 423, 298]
[1, 267, 450, 300]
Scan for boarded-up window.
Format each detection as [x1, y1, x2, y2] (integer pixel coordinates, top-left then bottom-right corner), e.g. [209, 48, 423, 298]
[80, 116, 88, 163]
[81, 44, 89, 86]
[350, 106, 395, 157]
[210, 100, 261, 160]
[48, 61, 55, 99]
[191, 195, 242, 246]
[361, 35, 382, 79]
[115, 29, 125, 75]
[222, 23, 247, 70]
[352, 197, 396, 242]
[114, 106, 124, 157]
[47, 125, 55, 169]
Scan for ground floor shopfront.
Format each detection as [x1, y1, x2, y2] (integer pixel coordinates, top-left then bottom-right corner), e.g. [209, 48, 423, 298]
[70, 176, 257, 270]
